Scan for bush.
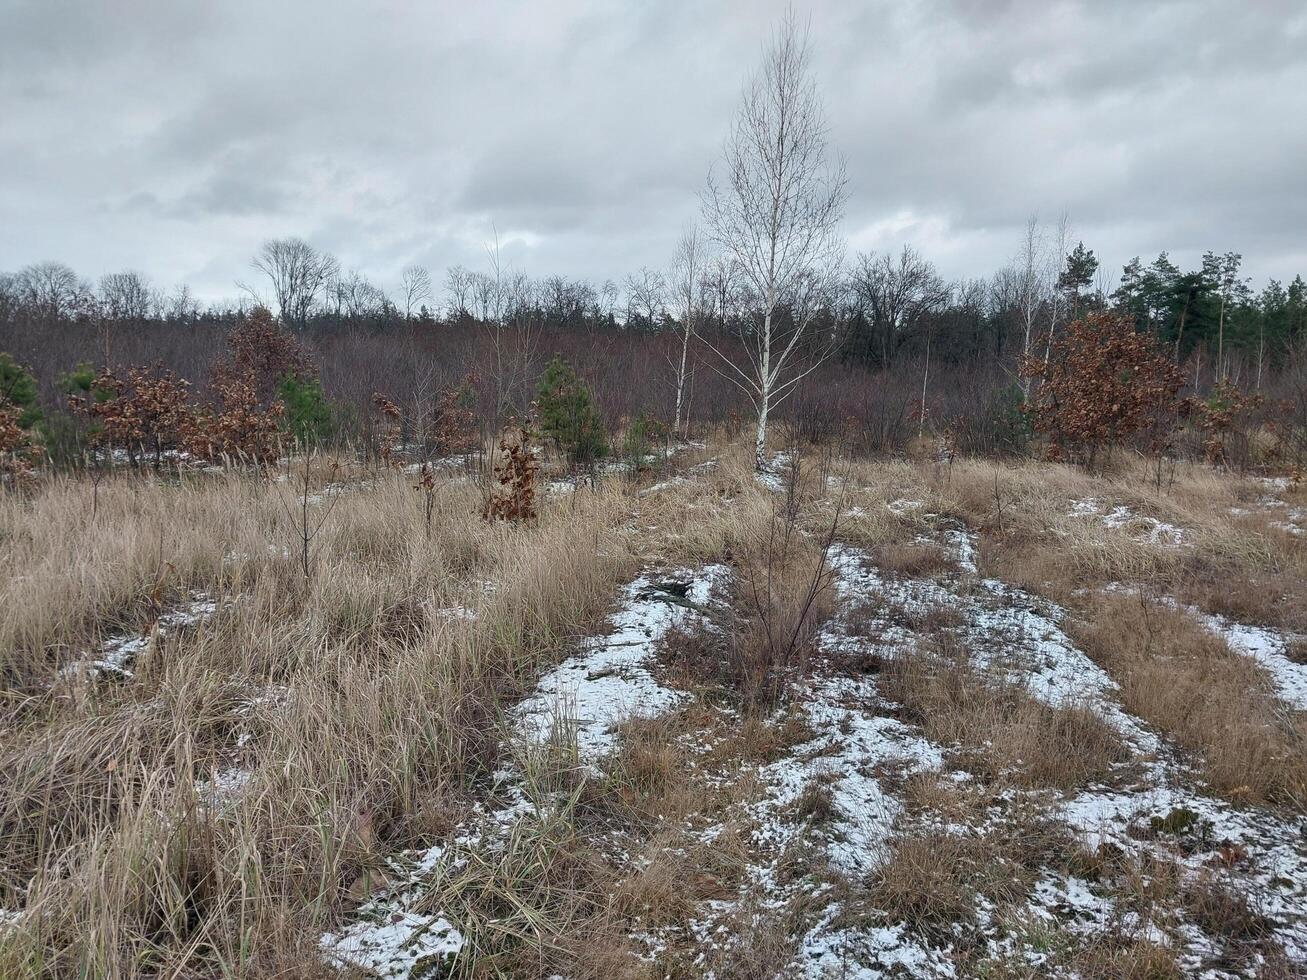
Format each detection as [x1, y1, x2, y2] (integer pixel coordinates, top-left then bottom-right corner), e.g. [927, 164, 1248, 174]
[189, 376, 284, 465]
[70, 365, 194, 469]
[217, 306, 315, 403]
[1022, 311, 1186, 467]
[537, 355, 608, 467]
[621, 412, 665, 474]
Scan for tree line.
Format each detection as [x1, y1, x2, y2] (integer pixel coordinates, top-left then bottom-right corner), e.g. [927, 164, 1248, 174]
[3, 13, 1306, 474]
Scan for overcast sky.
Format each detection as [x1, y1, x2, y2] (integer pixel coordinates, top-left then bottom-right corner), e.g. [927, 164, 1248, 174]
[3, 0, 1305, 305]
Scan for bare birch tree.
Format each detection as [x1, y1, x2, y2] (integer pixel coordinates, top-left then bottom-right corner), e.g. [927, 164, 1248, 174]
[700, 11, 847, 470]
[668, 224, 704, 439]
[1043, 213, 1071, 370]
[1016, 214, 1045, 397]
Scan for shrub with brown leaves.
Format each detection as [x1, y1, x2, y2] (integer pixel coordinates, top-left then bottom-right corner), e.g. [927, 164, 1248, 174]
[214, 306, 314, 403]
[431, 371, 481, 457]
[1022, 311, 1186, 467]
[71, 365, 195, 469]
[188, 375, 284, 465]
[0, 404, 35, 487]
[483, 422, 539, 523]
[372, 392, 403, 465]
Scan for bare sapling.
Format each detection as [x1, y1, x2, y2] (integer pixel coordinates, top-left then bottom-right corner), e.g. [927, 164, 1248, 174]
[737, 451, 844, 704]
[278, 455, 342, 579]
[668, 224, 703, 441]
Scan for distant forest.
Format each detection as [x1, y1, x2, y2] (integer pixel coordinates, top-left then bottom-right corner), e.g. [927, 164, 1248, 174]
[3, 230, 1306, 461]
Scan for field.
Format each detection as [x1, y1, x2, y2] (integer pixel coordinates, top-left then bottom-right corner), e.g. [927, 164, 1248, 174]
[1, 435, 1306, 979]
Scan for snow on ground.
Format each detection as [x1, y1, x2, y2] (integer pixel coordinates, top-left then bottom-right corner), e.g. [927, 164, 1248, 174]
[887, 497, 926, 516]
[1060, 780, 1307, 967]
[754, 451, 794, 492]
[1068, 497, 1188, 546]
[833, 540, 1157, 749]
[755, 671, 944, 877]
[639, 475, 691, 497]
[1196, 610, 1307, 712]
[1106, 583, 1307, 715]
[1230, 478, 1306, 535]
[322, 508, 1306, 977]
[515, 565, 730, 760]
[754, 536, 1307, 974]
[321, 900, 464, 980]
[322, 566, 730, 976]
[58, 591, 219, 682]
[193, 766, 253, 810]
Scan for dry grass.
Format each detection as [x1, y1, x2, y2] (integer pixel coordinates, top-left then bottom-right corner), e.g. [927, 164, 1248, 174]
[869, 780, 1074, 943]
[3, 434, 1303, 976]
[1069, 593, 1307, 808]
[0, 461, 646, 976]
[881, 639, 1133, 791]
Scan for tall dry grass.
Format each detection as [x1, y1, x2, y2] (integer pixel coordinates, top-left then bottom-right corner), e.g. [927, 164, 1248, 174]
[0, 460, 646, 976]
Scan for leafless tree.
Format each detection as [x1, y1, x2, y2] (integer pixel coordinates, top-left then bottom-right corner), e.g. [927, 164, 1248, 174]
[1015, 214, 1046, 397]
[333, 269, 387, 322]
[668, 224, 704, 439]
[597, 279, 619, 321]
[700, 11, 847, 469]
[16, 261, 88, 319]
[469, 271, 498, 323]
[164, 284, 200, 324]
[624, 266, 667, 330]
[444, 265, 472, 319]
[400, 264, 432, 319]
[249, 237, 339, 331]
[851, 246, 950, 368]
[99, 271, 153, 322]
[701, 255, 740, 332]
[1043, 212, 1071, 370]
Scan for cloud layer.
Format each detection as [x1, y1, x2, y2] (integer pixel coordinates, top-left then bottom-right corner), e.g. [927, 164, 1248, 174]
[3, 0, 1304, 302]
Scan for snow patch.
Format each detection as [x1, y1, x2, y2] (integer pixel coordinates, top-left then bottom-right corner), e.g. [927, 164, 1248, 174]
[320, 909, 464, 979]
[515, 565, 730, 759]
[1068, 497, 1187, 547]
[59, 592, 219, 682]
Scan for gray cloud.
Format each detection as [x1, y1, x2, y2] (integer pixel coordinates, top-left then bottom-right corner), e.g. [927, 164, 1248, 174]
[1, 0, 1304, 303]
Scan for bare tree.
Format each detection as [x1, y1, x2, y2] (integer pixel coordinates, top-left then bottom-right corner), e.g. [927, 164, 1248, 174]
[16, 261, 88, 319]
[700, 11, 847, 469]
[332, 269, 387, 323]
[1016, 215, 1046, 397]
[400, 264, 432, 319]
[1043, 212, 1071, 370]
[668, 225, 704, 439]
[624, 266, 667, 330]
[164, 284, 200, 324]
[851, 246, 950, 367]
[444, 265, 472, 319]
[99, 271, 153, 322]
[702, 255, 740, 332]
[597, 279, 619, 322]
[249, 238, 338, 331]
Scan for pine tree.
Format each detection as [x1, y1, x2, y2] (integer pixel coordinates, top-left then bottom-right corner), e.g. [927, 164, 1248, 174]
[536, 355, 608, 467]
[0, 353, 40, 428]
[1057, 242, 1099, 319]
